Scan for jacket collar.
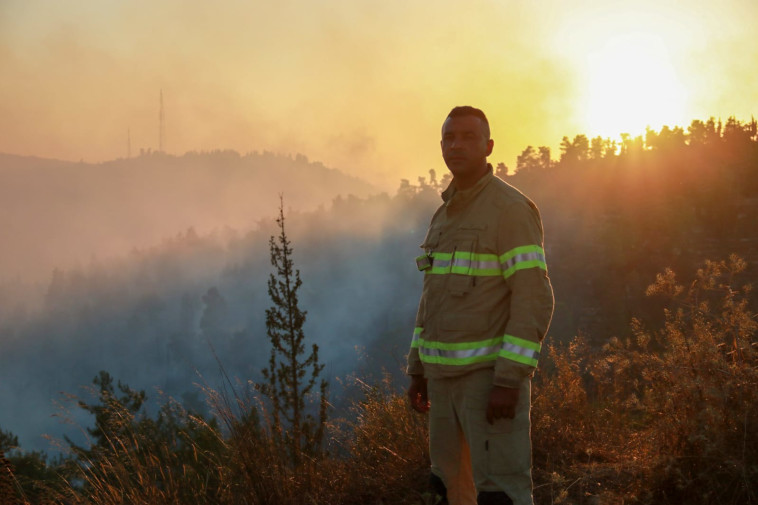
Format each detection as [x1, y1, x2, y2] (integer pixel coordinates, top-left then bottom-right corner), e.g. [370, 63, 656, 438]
[441, 164, 494, 206]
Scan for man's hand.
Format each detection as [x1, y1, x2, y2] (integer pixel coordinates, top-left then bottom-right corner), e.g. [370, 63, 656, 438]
[486, 385, 519, 424]
[408, 375, 430, 413]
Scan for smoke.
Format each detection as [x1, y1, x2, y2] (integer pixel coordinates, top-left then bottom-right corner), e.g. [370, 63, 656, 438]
[0, 0, 583, 187]
[0, 152, 436, 454]
[0, 152, 375, 284]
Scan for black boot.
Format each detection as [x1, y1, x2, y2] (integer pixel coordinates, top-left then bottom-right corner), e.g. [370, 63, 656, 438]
[477, 490, 513, 505]
[429, 473, 448, 505]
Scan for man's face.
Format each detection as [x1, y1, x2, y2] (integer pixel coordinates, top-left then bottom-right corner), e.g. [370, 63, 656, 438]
[440, 115, 494, 180]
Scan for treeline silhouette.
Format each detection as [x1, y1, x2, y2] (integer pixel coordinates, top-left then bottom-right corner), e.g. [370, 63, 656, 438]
[0, 117, 756, 504]
[516, 116, 758, 343]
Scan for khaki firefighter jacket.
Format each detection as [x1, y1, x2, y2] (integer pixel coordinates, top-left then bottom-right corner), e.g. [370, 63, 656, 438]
[407, 168, 554, 388]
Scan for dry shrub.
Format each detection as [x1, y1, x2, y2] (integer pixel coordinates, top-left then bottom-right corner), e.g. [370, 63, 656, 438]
[334, 373, 430, 505]
[1, 450, 21, 505]
[533, 337, 643, 504]
[60, 395, 225, 505]
[533, 256, 757, 505]
[533, 337, 593, 465]
[52, 370, 431, 505]
[194, 372, 430, 505]
[630, 256, 758, 504]
[203, 381, 335, 505]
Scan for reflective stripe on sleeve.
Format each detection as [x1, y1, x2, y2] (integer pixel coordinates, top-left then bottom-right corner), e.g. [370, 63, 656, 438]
[499, 334, 541, 367]
[410, 327, 423, 348]
[416, 333, 541, 368]
[499, 245, 547, 279]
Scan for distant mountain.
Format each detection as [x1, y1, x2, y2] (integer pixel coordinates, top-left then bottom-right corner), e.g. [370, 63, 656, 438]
[0, 150, 378, 283]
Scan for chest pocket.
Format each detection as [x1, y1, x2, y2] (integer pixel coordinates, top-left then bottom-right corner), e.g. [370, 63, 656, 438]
[448, 227, 482, 296]
[421, 222, 441, 251]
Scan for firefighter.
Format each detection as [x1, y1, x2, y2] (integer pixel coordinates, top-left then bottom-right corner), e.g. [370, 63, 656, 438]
[407, 106, 554, 505]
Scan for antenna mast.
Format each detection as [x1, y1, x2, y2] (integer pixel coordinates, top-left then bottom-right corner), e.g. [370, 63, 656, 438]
[159, 89, 165, 153]
[127, 127, 131, 158]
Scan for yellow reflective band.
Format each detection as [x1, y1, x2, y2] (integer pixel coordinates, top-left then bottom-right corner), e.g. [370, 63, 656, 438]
[425, 251, 502, 276]
[415, 333, 541, 368]
[499, 245, 547, 279]
[410, 327, 423, 348]
[419, 245, 546, 278]
[499, 334, 540, 367]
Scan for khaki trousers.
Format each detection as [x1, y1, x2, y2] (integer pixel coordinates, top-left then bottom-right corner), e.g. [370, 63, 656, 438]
[428, 369, 533, 505]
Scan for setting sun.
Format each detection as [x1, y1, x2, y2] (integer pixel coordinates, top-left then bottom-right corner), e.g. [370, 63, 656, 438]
[583, 32, 688, 138]
[1, 0, 757, 183]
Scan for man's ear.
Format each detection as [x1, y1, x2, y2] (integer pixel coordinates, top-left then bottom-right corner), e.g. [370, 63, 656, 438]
[486, 139, 494, 156]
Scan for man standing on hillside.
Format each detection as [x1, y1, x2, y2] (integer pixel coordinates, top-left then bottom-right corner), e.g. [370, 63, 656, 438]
[407, 106, 554, 505]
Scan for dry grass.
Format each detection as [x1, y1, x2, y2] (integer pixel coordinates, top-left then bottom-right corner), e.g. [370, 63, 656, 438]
[532, 255, 758, 504]
[8, 256, 756, 505]
[1, 450, 21, 505]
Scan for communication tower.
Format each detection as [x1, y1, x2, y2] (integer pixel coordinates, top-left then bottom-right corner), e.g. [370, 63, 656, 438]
[159, 89, 165, 153]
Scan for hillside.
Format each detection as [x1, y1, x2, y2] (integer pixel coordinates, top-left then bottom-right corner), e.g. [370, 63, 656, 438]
[0, 150, 377, 285]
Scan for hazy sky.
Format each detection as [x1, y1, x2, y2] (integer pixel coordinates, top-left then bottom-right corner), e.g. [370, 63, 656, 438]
[1, 0, 756, 187]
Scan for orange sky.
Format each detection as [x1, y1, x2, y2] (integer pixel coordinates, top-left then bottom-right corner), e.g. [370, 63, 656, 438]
[1, 0, 756, 188]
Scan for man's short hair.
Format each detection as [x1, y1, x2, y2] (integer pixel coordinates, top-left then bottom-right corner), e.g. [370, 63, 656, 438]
[446, 106, 490, 140]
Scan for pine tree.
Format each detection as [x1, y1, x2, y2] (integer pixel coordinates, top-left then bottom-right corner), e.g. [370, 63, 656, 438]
[66, 370, 146, 458]
[260, 197, 328, 465]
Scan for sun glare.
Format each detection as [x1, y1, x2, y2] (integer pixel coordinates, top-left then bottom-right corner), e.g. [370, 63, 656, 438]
[583, 32, 688, 138]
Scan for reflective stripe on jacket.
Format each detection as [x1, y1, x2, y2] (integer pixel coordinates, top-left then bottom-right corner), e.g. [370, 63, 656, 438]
[406, 168, 554, 388]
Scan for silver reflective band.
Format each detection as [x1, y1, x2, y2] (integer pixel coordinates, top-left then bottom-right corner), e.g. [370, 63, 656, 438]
[502, 251, 545, 271]
[502, 342, 540, 361]
[431, 257, 451, 269]
[421, 343, 500, 360]
[413, 332, 542, 368]
[452, 258, 500, 271]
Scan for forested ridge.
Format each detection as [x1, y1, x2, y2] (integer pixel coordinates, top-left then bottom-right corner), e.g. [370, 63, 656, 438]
[0, 149, 377, 287]
[1, 117, 756, 504]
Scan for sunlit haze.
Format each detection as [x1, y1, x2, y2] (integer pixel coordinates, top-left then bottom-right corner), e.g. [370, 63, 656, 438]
[1, 0, 758, 463]
[1, 0, 757, 186]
